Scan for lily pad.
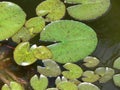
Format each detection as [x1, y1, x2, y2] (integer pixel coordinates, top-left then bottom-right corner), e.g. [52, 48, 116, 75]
[36, 0, 66, 22]
[46, 88, 58, 90]
[62, 63, 83, 79]
[12, 27, 31, 43]
[25, 17, 45, 36]
[57, 81, 78, 90]
[113, 57, 120, 69]
[95, 67, 115, 83]
[2, 82, 24, 90]
[33, 46, 52, 60]
[78, 82, 100, 90]
[113, 74, 120, 87]
[37, 59, 61, 77]
[40, 20, 98, 63]
[55, 76, 68, 85]
[65, 0, 111, 20]
[82, 71, 100, 83]
[30, 74, 48, 90]
[14, 42, 37, 66]
[83, 56, 100, 68]
[0, 1, 26, 40]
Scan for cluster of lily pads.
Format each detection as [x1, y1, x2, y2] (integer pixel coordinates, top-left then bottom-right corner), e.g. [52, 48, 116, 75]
[1, 0, 120, 90]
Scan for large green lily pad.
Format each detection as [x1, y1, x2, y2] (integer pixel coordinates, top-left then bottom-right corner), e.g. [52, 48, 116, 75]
[0, 1, 26, 40]
[40, 20, 98, 63]
[65, 0, 111, 20]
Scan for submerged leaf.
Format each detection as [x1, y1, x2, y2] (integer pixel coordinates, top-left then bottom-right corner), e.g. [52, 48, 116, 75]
[40, 20, 98, 63]
[0, 1, 26, 40]
[62, 63, 83, 79]
[30, 74, 48, 90]
[36, 0, 66, 22]
[37, 59, 61, 77]
[78, 82, 100, 90]
[113, 74, 120, 87]
[95, 67, 115, 83]
[113, 57, 120, 69]
[82, 71, 100, 83]
[66, 0, 111, 20]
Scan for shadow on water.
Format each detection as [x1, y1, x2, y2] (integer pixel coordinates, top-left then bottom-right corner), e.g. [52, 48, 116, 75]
[1, 0, 120, 90]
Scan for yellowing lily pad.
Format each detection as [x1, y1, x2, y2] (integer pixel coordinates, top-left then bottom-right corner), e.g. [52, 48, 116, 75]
[62, 63, 83, 79]
[0, 1, 26, 40]
[30, 74, 48, 90]
[36, 0, 66, 22]
[40, 20, 98, 63]
[66, 0, 111, 20]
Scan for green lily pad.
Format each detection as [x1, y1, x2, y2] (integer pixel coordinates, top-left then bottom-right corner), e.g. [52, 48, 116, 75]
[83, 56, 100, 68]
[14, 42, 37, 66]
[62, 63, 83, 79]
[95, 67, 115, 83]
[30, 74, 48, 90]
[12, 27, 31, 43]
[25, 17, 45, 36]
[40, 20, 98, 63]
[37, 59, 61, 77]
[57, 81, 78, 90]
[55, 76, 68, 85]
[82, 71, 100, 83]
[113, 74, 120, 87]
[36, 0, 66, 22]
[66, 0, 111, 20]
[2, 82, 24, 90]
[0, 1, 26, 40]
[78, 82, 100, 90]
[46, 88, 58, 90]
[113, 57, 120, 69]
[33, 46, 52, 60]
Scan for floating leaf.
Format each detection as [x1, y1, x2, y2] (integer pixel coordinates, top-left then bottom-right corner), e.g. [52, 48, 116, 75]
[40, 20, 98, 63]
[36, 0, 66, 22]
[46, 88, 58, 90]
[0, 1, 26, 40]
[33, 46, 52, 60]
[65, 0, 111, 20]
[78, 82, 100, 90]
[83, 56, 100, 68]
[30, 74, 48, 90]
[113, 57, 120, 69]
[2, 82, 24, 90]
[14, 42, 37, 66]
[113, 74, 120, 87]
[25, 17, 45, 36]
[95, 67, 115, 83]
[62, 63, 83, 79]
[55, 76, 67, 85]
[57, 81, 78, 90]
[12, 27, 31, 43]
[37, 59, 61, 77]
[82, 71, 100, 83]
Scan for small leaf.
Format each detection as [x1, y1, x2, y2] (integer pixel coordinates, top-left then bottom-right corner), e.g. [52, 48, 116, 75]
[33, 46, 52, 60]
[37, 59, 61, 77]
[82, 71, 100, 83]
[66, 0, 111, 20]
[62, 63, 83, 79]
[40, 20, 98, 63]
[25, 17, 45, 36]
[55, 76, 67, 85]
[113, 57, 120, 69]
[14, 42, 37, 66]
[57, 81, 78, 90]
[46, 88, 58, 90]
[78, 82, 100, 90]
[0, 1, 26, 40]
[95, 67, 115, 83]
[113, 74, 120, 87]
[30, 74, 48, 90]
[12, 27, 31, 43]
[36, 0, 66, 22]
[83, 56, 100, 68]
[2, 82, 24, 90]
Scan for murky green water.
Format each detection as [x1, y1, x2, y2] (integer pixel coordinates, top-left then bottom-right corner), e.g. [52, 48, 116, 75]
[1, 0, 120, 89]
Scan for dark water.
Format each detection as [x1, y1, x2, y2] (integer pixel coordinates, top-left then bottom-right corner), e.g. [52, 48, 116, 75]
[1, 0, 120, 90]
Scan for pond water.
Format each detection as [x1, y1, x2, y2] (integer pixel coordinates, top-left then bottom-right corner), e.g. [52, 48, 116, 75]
[1, 0, 120, 90]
